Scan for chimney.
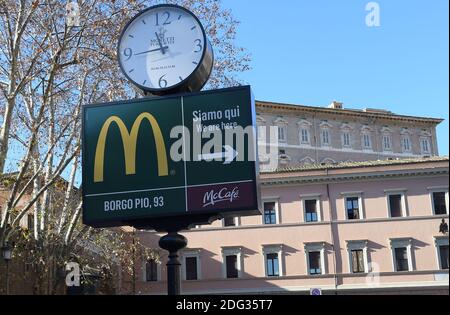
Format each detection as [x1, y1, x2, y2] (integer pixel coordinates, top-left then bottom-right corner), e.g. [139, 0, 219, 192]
[328, 101, 343, 109]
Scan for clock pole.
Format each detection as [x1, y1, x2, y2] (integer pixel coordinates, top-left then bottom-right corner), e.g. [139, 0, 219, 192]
[117, 4, 214, 296]
[132, 214, 217, 296]
[159, 232, 187, 295]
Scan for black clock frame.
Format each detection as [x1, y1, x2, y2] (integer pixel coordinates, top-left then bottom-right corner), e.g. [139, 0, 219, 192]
[117, 4, 214, 96]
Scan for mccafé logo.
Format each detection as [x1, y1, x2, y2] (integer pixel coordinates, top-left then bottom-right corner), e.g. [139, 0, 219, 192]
[203, 187, 239, 208]
[93, 112, 168, 183]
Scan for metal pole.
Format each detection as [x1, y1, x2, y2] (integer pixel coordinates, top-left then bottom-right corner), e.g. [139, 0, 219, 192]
[159, 232, 187, 295]
[132, 229, 136, 295]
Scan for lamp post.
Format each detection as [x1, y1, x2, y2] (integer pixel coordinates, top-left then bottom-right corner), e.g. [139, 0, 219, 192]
[1, 244, 12, 295]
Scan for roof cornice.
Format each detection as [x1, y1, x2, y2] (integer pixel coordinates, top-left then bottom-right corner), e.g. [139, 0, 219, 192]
[256, 101, 444, 125]
[261, 167, 449, 186]
[261, 157, 449, 186]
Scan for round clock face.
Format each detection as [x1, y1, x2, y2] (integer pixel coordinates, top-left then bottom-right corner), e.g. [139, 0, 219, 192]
[118, 5, 211, 93]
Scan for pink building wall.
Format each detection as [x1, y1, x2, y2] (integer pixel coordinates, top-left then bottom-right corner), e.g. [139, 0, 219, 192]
[130, 160, 449, 295]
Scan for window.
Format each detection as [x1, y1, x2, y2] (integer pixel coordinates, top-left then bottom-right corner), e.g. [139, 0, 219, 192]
[347, 240, 369, 274]
[223, 217, 237, 227]
[321, 129, 330, 146]
[265, 253, 280, 277]
[305, 199, 318, 222]
[390, 239, 413, 272]
[439, 245, 449, 270]
[420, 137, 430, 154]
[279, 149, 286, 156]
[263, 245, 283, 277]
[222, 247, 242, 279]
[435, 237, 449, 270]
[385, 190, 408, 218]
[225, 255, 239, 278]
[308, 252, 322, 275]
[351, 250, 365, 273]
[145, 259, 158, 282]
[185, 257, 198, 280]
[382, 135, 392, 151]
[388, 194, 403, 218]
[346, 197, 360, 220]
[304, 243, 326, 276]
[402, 136, 411, 152]
[264, 202, 278, 225]
[278, 126, 287, 143]
[300, 128, 310, 144]
[432, 192, 448, 215]
[258, 125, 265, 141]
[183, 250, 201, 281]
[394, 248, 409, 272]
[342, 132, 351, 147]
[362, 133, 372, 149]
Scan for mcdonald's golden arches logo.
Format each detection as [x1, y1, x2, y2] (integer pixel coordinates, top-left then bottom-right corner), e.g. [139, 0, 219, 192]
[94, 112, 169, 183]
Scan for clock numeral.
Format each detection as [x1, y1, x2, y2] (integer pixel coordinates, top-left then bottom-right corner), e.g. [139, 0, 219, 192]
[194, 39, 203, 53]
[159, 75, 168, 88]
[123, 48, 133, 61]
[156, 11, 171, 26]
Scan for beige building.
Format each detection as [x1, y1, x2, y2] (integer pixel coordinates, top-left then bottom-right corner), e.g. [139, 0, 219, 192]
[256, 101, 442, 168]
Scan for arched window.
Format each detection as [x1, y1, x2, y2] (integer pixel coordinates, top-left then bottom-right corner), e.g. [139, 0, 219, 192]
[340, 123, 354, 148]
[320, 121, 333, 147]
[274, 117, 288, 143]
[256, 116, 266, 142]
[297, 119, 312, 146]
[420, 129, 432, 155]
[381, 127, 393, 152]
[361, 125, 373, 150]
[400, 128, 412, 153]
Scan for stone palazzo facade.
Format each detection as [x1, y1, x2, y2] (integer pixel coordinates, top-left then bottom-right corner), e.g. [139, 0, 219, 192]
[256, 100, 442, 169]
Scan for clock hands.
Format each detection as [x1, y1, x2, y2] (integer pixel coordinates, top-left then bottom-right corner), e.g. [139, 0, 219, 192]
[154, 32, 166, 55]
[134, 46, 169, 56]
[133, 32, 168, 57]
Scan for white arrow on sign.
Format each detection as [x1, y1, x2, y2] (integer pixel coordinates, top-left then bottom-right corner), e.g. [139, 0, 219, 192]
[198, 145, 238, 164]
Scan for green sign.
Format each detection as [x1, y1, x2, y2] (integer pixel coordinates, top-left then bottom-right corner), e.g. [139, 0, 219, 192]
[82, 86, 261, 228]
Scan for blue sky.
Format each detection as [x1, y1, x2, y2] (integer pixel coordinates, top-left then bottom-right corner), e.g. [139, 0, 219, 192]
[222, 0, 449, 155]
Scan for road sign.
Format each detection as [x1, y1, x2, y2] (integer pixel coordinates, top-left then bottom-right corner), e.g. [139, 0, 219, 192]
[310, 288, 322, 296]
[82, 86, 261, 228]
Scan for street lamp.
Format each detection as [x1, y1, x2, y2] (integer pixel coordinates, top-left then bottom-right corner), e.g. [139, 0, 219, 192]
[1, 243, 12, 295]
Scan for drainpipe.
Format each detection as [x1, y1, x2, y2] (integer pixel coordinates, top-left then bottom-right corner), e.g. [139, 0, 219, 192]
[326, 168, 339, 295]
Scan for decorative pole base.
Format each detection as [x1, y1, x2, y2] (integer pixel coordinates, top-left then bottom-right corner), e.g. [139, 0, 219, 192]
[159, 232, 188, 295]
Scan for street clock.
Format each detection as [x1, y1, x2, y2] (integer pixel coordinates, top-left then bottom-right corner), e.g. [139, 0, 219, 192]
[118, 4, 214, 95]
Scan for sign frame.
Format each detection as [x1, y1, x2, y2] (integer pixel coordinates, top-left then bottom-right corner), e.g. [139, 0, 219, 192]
[81, 85, 261, 229]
